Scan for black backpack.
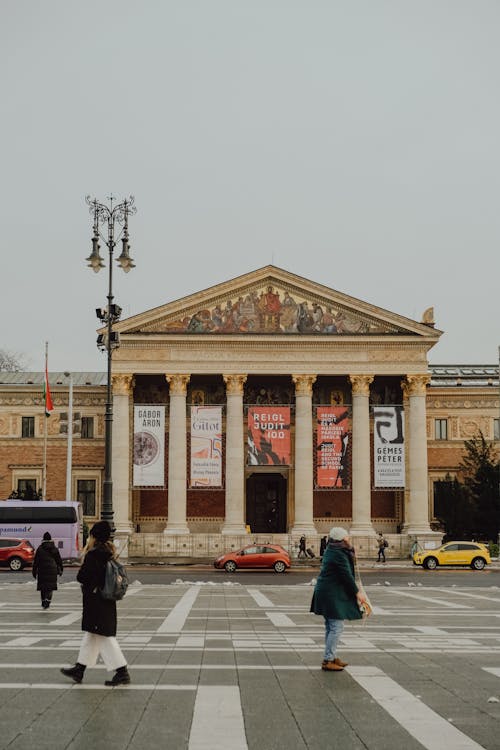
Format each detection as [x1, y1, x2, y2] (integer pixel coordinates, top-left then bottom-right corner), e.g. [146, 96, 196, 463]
[100, 558, 129, 601]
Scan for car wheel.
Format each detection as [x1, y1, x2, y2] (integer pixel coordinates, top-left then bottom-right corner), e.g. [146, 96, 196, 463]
[9, 556, 23, 572]
[224, 560, 237, 573]
[273, 560, 286, 573]
[423, 557, 438, 570]
[471, 557, 486, 570]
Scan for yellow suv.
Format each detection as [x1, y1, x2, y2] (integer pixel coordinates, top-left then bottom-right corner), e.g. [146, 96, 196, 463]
[413, 542, 491, 570]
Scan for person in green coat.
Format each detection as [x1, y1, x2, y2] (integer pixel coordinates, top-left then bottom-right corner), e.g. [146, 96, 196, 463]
[310, 527, 367, 671]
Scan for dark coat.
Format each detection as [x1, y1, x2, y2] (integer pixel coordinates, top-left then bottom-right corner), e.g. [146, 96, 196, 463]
[77, 545, 117, 637]
[32, 541, 63, 591]
[310, 542, 362, 621]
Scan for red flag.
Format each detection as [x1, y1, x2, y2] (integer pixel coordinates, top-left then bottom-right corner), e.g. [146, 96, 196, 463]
[43, 364, 54, 416]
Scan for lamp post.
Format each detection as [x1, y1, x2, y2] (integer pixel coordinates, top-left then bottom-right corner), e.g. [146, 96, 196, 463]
[85, 195, 136, 529]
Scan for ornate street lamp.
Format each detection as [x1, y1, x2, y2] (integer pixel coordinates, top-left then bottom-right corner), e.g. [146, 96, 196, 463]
[85, 195, 136, 529]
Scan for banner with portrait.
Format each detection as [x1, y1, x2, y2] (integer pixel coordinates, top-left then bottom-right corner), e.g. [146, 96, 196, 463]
[373, 406, 405, 487]
[190, 406, 223, 487]
[247, 407, 291, 465]
[133, 406, 165, 486]
[316, 406, 350, 488]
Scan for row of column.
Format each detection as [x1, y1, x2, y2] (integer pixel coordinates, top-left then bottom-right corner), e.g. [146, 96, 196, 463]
[111, 372, 432, 537]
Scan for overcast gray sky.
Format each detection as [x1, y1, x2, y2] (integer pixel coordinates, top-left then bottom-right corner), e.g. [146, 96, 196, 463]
[1, 1, 499, 372]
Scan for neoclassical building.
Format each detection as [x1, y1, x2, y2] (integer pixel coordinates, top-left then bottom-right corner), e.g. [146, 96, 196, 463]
[1, 267, 498, 558]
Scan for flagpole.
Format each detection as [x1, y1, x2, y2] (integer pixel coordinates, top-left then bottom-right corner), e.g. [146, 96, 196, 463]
[42, 341, 48, 499]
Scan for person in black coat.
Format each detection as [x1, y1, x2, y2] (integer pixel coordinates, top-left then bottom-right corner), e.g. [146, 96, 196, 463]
[60, 521, 131, 687]
[32, 532, 63, 609]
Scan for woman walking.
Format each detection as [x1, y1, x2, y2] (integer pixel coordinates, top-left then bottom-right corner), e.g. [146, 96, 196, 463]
[310, 527, 367, 671]
[33, 532, 63, 609]
[60, 520, 130, 686]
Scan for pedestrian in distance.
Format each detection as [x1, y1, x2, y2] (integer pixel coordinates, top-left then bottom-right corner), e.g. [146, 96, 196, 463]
[320, 535, 328, 558]
[60, 520, 131, 687]
[310, 527, 367, 671]
[33, 532, 63, 609]
[376, 532, 387, 563]
[298, 535, 307, 558]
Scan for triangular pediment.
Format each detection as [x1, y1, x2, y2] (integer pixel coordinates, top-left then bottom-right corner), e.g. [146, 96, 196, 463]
[115, 266, 441, 339]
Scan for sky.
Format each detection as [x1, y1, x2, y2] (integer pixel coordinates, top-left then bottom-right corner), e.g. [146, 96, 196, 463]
[1, 1, 499, 372]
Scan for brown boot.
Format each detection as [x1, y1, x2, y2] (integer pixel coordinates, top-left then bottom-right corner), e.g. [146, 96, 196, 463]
[333, 657, 348, 667]
[321, 660, 344, 671]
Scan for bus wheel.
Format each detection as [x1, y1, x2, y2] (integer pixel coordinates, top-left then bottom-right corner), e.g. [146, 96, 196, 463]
[9, 557, 23, 571]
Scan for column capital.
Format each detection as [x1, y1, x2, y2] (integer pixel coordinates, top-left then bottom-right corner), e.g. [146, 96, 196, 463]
[112, 374, 135, 396]
[223, 374, 247, 395]
[165, 374, 190, 395]
[292, 374, 316, 396]
[349, 374, 374, 396]
[403, 374, 430, 396]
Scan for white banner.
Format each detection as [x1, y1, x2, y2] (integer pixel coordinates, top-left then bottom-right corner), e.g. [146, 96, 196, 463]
[373, 406, 405, 488]
[133, 406, 165, 486]
[190, 406, 222, 487]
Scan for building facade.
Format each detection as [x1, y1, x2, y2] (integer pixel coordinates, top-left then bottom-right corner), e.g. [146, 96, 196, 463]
[1, 268, 498, 557]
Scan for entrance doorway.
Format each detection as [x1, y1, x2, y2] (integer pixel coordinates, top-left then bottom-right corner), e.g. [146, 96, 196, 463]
[246, 473, 287, 534]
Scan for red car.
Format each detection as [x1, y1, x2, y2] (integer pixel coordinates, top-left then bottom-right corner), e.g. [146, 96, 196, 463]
[214, 544, 291, 573]
[0, 538, 35, 571]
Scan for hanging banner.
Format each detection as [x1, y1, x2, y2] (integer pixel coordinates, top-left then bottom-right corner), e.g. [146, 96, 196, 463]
[247, 407, 291, 465]
[190, 406, 222, 487]
[133, 406, 165, 486]
[373, 406, 405, 487]
[316, 406, 350, 488]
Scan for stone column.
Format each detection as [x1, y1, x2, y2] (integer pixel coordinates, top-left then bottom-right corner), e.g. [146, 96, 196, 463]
[222, 374, 247, 535]
[291, 374, 317, 534]
[403, 374, 432, 534]
[111, 374, 135, 551]
[164, 374, 190, 535]
[349, 375, 375, 536]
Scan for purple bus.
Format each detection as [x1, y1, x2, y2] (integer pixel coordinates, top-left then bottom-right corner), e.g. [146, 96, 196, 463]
[0, 500, 83, 561]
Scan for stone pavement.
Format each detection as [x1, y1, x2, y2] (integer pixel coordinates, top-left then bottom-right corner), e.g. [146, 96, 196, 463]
[0, 577, 500, 749]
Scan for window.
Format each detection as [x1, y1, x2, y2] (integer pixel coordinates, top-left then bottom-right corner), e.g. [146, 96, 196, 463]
[458, 543, 481, 551]
[494, 419, 500, 441]
[17, 478, 37, 498]
[77, 479, 96, 516]
[81, 417, 94, 439]
[442, 544, 459, 551]
[434, 419, 448, 440]
[21, 416, 35, 438]
[0, 506, 77, 523]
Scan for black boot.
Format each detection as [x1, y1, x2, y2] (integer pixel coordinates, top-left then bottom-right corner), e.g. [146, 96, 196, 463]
[105, 666, 131, 686]
[60, 663, 86, 683]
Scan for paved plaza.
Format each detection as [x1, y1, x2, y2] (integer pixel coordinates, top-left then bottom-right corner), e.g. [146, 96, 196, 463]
[0, 576, 500, 749]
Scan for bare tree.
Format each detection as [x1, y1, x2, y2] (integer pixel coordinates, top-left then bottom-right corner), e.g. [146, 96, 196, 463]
[0, 349, 26, 372]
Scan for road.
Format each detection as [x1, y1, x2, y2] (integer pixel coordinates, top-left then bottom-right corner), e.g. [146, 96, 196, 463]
[0, 568, 500, 749]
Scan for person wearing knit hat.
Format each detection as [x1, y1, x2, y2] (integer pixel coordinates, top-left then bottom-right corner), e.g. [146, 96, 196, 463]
[33, 532, 63, 609]
[310, 527, 367, 672]
[60, 520, 130, 687]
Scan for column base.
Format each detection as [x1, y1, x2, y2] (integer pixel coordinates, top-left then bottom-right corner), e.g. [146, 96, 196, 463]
[290, 523, 317, 535]
[402, 524, 439, 536]
[349, 524, 376, 537]
[114, 521, 135, 535]
[221, 523, 247, 535]
[163, 525, 191, 535]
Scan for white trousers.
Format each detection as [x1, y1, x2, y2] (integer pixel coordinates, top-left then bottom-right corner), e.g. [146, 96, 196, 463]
[77, 631, 127, 670]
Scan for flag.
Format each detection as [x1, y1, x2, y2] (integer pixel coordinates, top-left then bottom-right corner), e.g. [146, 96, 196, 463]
[43, 363, 54, 416]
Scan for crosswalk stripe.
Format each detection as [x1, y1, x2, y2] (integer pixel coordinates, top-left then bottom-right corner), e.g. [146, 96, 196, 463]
[247, 588, 274, 608]
[156, 586, 200, 633]
[348, 666, 485, 750]
[385, 590, 472, 609]
[189, 685, 247, 750]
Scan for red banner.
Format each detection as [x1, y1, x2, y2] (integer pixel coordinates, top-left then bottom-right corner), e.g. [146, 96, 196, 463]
[247, 407, 290, 465]
[316, 406, 350, 487]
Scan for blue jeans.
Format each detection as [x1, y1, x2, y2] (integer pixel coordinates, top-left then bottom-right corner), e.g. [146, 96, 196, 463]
[323, 618, 344, 661]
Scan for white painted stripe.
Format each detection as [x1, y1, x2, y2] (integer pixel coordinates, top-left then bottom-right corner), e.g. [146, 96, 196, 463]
[156, 587, 200, 633]
[247, 588, 274, 608]
[386, 590, 472, 609]
[189, 685, 247, 750]
[348, 666, 485, 750]
[434, 589, 500, 605]
[4, 637, 40, 646]
[265, 612, 295, 627]
[49, 612, 81, 626]
[483, 667, 500, 677]
[0, 683, 196, 690]
[414, 626, 448, 635]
